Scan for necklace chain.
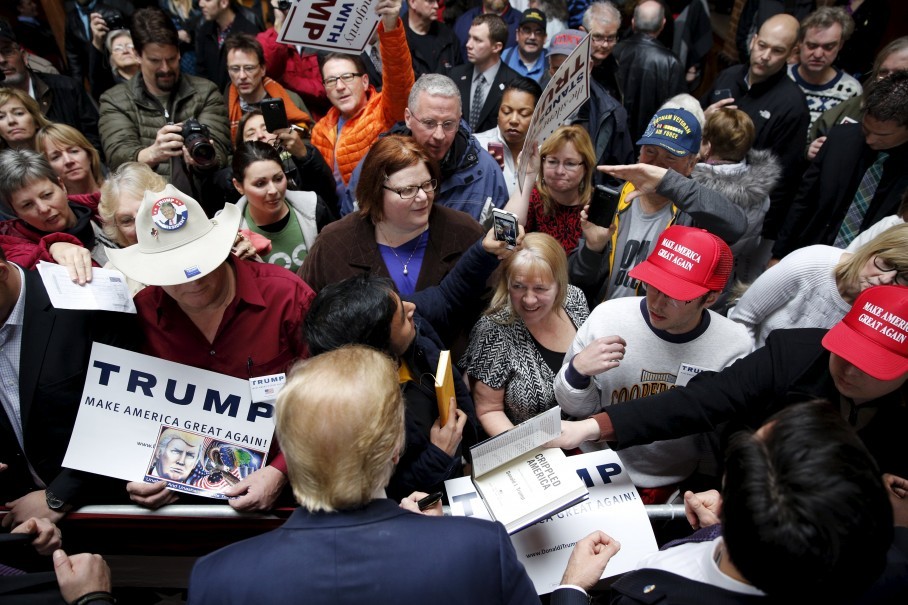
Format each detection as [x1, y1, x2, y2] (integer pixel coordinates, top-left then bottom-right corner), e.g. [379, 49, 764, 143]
[378, 225, 426, 276]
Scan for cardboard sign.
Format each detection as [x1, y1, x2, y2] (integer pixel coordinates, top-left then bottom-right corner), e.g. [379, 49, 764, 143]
[63, 343, 276, 499]
[278, 0, 380, 54]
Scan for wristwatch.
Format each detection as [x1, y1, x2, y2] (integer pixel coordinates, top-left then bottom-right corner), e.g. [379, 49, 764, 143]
[45, 489, 74, 513]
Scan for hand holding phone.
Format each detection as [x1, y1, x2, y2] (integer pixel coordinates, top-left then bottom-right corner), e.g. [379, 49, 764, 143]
[711, 88, 733, 103]
[487, 142, 505, 170]
[586, 184, 620, 228]
[260, 97, 290, 132]
[492, 209, 519, 249]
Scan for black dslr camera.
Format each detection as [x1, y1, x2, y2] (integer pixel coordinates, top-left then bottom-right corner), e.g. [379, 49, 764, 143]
[182, 118, 218, 169]
[277, 0, 292, 10]
[98, 8, 128, 33]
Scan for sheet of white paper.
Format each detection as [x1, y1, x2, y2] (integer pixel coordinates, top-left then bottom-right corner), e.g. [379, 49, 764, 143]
[37, 261, 136, 313]
[470, 406, 562, 476]
[446, 449, 658, 595]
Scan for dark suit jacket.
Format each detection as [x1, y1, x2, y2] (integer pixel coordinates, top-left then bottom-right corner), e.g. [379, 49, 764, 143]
[0, 269, 139, 505]
[187, 499, 540, 604]
[450, 61, 520, 134]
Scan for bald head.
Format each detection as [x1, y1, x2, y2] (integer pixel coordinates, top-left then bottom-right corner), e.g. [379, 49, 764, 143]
[748, 14, 799, 84]
[633, 0, 665, 36]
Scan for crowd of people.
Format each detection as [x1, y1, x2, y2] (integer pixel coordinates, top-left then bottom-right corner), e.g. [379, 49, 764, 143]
[0, 0, 906, 603]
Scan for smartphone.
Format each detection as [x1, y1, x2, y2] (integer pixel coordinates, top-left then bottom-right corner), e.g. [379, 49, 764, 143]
[417, 491, 444, 511]
[587, 184, 621, 228]
[260, 97, 289, 132]
[487, 141, 505, 169]
[492, 208, 519, 249]
[711, 88, 733, 103]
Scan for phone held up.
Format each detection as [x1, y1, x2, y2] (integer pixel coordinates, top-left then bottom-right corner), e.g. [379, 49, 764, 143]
[587, 184, 621, 228]
[492, 208, 519, 250]
[260, 97, 290, 132]
[711, 88, 733, 103]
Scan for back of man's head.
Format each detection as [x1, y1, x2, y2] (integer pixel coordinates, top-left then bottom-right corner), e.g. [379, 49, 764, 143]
[864, 70, 908, 128]
[722, 400, 892, 602]
[131, 6, 179, 54]
[633, 0, 664, 36]
[276, 346, 405, 512]
[304, 275, 398, 357]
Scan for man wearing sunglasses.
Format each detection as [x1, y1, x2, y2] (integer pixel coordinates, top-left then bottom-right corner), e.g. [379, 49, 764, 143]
[555, 225, 752, 505]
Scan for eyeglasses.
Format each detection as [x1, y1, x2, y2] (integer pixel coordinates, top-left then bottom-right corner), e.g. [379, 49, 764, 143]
[646, 286, 695, 308]
[409, 110, 458, 134]
[518, 27, 545, 38]
[0, 45, 20, 58]
[383, 178, 438, 199]
[591, 33, 618, 45]
[112, 43, 135, 54]
[542, 157, 584, 171]
[323, 72, 361, 88]
[228, 64, 259, 75]
[872, 256, 908, 286]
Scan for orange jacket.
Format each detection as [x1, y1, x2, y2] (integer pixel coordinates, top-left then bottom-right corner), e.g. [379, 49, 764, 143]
[311, 19, 414, 185]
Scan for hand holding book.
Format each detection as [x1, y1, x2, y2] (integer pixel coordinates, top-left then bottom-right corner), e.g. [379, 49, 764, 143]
[430, 396, 467, 457]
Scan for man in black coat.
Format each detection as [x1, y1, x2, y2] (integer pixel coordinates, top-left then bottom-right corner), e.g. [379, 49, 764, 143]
[195, 0, 260, 91]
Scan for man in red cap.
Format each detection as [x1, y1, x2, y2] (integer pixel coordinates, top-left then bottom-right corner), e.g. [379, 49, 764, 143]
[550, 283, 908, 479]
[555, 225, 752, 503]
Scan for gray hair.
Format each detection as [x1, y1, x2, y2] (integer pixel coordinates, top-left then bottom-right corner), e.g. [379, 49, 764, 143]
[582, 1, 621, 32]
[634, 1, 665, 35]
[660, 93, 706, 128]
[0, 149, 59, 214]
[407, 73, 462, 114]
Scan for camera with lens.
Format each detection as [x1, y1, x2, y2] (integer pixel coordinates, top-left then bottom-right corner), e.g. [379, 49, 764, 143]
[277, 0, 292, 10]
[181, 118, 218, 169]
[99, 8, 128, 33]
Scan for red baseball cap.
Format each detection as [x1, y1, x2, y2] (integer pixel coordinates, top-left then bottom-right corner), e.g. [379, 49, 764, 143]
[822, 285, 908, 380]
[629, 225, 733, 301]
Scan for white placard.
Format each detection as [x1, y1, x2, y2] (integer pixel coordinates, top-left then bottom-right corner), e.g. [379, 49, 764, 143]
[446, 449, 658, 595]
[517, 34, 592, 191]
[63, 343, 276, 499]
[278, 0, 380, 54]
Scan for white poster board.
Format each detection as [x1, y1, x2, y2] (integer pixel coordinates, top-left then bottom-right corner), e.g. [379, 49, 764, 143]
[62, 343, 276, 499]
[446, 449, 658, 595]
[278, 0, 380, 54]
[517, 34, 592, 191]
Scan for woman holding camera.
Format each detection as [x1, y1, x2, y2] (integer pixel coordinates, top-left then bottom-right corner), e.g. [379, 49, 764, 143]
[503, 125, 596, 255]
[230, 140, 332, 272]
[461, 232, 589, 437]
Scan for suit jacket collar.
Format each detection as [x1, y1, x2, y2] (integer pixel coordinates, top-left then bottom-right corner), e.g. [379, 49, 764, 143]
[283, 499, 409, 530]
[19, 270, 54, 430]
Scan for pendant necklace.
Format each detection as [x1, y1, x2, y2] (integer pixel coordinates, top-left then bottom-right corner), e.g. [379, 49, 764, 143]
[379, 225, 427, 276]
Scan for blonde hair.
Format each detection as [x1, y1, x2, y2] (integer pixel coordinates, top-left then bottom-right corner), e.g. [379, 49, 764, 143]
[835, 223, 908, 287]
[0, 88, 51, 149]
[486, 232, 568, 324]
[703, 108, 755, 162]
[35, 123, 104, 187]
[536, 125, 596, 216]
[276, 346, 405, 512]
[99, 162, 166, 246]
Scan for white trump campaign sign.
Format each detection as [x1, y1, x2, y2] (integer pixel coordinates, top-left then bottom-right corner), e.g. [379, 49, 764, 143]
[63, 343, 276, 499]
[278, 0, 379, 53]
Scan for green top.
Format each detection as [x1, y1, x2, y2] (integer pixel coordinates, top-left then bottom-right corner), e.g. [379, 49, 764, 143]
[244, 202, 308, 270]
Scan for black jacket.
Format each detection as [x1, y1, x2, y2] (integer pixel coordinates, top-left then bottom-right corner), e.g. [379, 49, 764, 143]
[773, 122, 908, 259]
[450, 61, 521, 134]
[403, 19, 462, 79]
[612, 32, 686, 141]
[195, 11, 261, 92]
[571, 79, 635, 187]
[607, 328, 908, 479]
[31, 70, 103, 155]
[703, 65, 810, 239]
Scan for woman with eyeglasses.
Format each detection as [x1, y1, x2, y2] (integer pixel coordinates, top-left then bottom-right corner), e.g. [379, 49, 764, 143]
[503, 125, 596, 255]
[299, 134, 484, 300]
[461, 232, 589, 437]
[86, 19, 141, 100]
[728, 223, 908, 348]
